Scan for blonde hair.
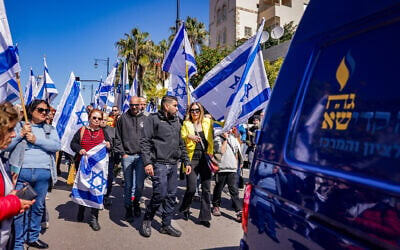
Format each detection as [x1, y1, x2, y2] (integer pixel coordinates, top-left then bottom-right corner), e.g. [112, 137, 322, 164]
[0, 102, 19, 143]
[185, 102, 204, 123]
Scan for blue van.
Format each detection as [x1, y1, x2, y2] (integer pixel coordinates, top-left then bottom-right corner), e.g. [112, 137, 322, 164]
[240, 0, 400, 249]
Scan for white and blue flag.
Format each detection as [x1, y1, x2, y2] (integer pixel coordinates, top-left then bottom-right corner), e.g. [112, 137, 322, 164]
[0, 78, 19, 103]
[167, 74, 195, 119]
[71, 143, 109, 209]
[162, 22, 197, 79]
[0, 0, 21, 103]
[122, 67, 136, 113]
[192, 19, 270, 132]
[93, 78, 102, 108]
[24, 68, 36, 104]
[115, 61, 128, 111]
[98, 62, 118, 112]
[52, 72, 88, 155]
[35, 58, 58, 103]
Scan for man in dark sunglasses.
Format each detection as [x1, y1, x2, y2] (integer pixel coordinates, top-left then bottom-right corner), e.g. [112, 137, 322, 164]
[114, 96, 148, 222]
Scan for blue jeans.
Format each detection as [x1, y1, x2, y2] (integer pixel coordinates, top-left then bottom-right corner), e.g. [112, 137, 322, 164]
[144, 163, 178, 226]
[14, 168, 50, 249]
[121, 154, 144, 207]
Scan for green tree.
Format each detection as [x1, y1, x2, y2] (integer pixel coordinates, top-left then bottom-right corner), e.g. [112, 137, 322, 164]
[264, 57, 284, 89]
[190, 46, 232, 88]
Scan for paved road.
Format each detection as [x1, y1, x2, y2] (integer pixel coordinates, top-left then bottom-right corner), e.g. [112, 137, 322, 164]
[38, 164, 247, 250]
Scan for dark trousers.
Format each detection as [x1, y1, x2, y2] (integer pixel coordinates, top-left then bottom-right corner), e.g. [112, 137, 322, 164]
[212, 172, 242, 212]
[105, 155, 115, 197]
[180, 151, 212, 221]
[144, 163, 177, 226]
[78, 205, 99, 219]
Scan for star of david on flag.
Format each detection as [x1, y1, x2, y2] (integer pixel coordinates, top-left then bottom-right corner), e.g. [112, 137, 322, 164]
[71, 143, 109, 209]
[193, 19, 270, 132]
[52, 72, 88, 155]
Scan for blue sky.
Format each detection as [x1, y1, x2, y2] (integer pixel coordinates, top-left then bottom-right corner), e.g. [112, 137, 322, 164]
[5, 0, 209, 106]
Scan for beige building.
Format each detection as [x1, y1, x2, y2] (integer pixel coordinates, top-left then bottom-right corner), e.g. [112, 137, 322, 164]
[209, 0, 308, 48]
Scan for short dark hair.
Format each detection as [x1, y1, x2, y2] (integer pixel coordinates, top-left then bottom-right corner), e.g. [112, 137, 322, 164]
[161, 95, 177, 110]
[27, 99, 50, 121]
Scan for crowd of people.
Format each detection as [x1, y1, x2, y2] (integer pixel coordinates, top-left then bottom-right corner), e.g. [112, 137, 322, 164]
[0, 95, 263, 249]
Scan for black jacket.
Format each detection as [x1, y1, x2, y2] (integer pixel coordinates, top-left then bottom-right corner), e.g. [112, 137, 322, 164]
[140, 111, 189, 166]
[115, 110, 147, 155]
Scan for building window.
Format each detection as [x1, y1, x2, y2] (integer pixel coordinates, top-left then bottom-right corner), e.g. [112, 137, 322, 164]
[222, 5, 227, 22]
[282, 0, 292, 7]
[222, 28, 227, 44]
[244, 26, 252, 37]
[217, 8, 221, 24]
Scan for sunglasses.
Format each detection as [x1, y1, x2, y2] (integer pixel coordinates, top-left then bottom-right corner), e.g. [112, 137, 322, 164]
[129, 104, 139, 107]
[91, 116, 102, 121]
[112, 109, 118, 112]
[35, 107, 50, 114]
[190, 108, 200, 113]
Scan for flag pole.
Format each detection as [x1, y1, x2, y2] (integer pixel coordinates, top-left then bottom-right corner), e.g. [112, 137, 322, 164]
[186, 63, 190, 105]
[15, 72, 28, 122]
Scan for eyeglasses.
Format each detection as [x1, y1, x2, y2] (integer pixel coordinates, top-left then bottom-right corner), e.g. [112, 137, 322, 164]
[129, 104, 139, 107]
[91, 116, 102, 121]
[35, 107, 50, 114]
[190, 108, 200, 114]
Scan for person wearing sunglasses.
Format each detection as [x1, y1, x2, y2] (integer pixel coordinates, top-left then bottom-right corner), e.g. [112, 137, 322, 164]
[70, 109, 111, 231]
[115, 96, 148, 222]
[0, 102, 35, 250]
[6, 99, 60, 249]
[179, 102, 214, 228]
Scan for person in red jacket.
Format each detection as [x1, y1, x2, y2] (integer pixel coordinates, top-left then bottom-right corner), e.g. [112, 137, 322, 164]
[0, 102, 34, 249]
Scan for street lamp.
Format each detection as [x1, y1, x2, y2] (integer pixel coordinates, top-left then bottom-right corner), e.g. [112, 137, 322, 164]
[94, 57, 110, 75]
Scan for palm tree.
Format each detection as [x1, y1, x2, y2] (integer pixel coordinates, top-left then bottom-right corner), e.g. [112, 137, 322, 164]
[115, 27, 152, 96]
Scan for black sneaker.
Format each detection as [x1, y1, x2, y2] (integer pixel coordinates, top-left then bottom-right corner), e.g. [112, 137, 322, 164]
[160, 225, 182, 237]
[26, 239, 49, 249]
[89, 218, 101, 231]
[140, 220, 152, 237]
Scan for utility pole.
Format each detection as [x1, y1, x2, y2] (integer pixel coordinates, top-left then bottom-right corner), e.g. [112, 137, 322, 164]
[176, 0, 181, 32]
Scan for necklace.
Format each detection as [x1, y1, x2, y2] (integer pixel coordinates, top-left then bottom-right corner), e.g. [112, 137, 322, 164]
[87, 127, 100, 139]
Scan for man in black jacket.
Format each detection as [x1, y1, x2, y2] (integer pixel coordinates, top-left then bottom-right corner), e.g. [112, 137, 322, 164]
[140, 95, 191, 238]
[115, 96, 148, 222]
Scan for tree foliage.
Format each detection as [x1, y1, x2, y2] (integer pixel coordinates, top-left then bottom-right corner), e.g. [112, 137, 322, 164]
[264, 57, 284, 89]
[190, 46, 232, 88]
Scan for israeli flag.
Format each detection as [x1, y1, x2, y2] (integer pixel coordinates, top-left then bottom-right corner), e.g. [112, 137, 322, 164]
[43, 57, 58, 103]
[0, 0, 20, 88]
[122, 67, 137, 113]
[52, 72, 88, 155]
[114, 61, 128, 111]
[192, 19, 270, 131]
[167, 74, 195, 119]
[0, 78, 19, 103]
[98, 62, 118, 112]
[93, 78, 102, 108]
[24, 68, 36, 104]
[71, 143, 109, 209]
[162, 22, 197, 79]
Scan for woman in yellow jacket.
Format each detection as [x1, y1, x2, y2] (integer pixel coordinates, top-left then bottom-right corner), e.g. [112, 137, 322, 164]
[179, 102, 214, 227]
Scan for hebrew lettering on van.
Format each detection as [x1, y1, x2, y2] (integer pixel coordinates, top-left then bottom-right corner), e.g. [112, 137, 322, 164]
[351, 111, 392, 134]
[322, 94, 355, 130]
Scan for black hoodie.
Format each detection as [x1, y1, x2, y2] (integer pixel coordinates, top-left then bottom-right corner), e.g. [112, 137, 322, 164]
[115, 110, 147, 155]
[140, 110, 189, 166]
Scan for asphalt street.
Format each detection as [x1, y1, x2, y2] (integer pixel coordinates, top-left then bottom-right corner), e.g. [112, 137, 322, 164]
[37, 164, 248, 250]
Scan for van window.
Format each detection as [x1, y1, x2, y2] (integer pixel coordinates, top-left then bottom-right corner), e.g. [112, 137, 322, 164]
[286, 16, 400, 184]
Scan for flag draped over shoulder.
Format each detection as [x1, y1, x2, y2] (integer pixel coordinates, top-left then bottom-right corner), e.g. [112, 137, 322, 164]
[52, 72, 88, 155]
[98, 62, 118, 112]
[162, 22, 197, 78]
[72, 143, 108, 209]
[0, 0, 21, 103]
[166, 74, 195, 119]
[71, 143, 109, 209]
[192, 19, 270, 131]
[24, 68, 36, 105]
[122, 67, 136, 113]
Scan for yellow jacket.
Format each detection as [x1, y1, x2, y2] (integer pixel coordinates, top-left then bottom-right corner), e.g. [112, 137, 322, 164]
[181, 117, 214, 161]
